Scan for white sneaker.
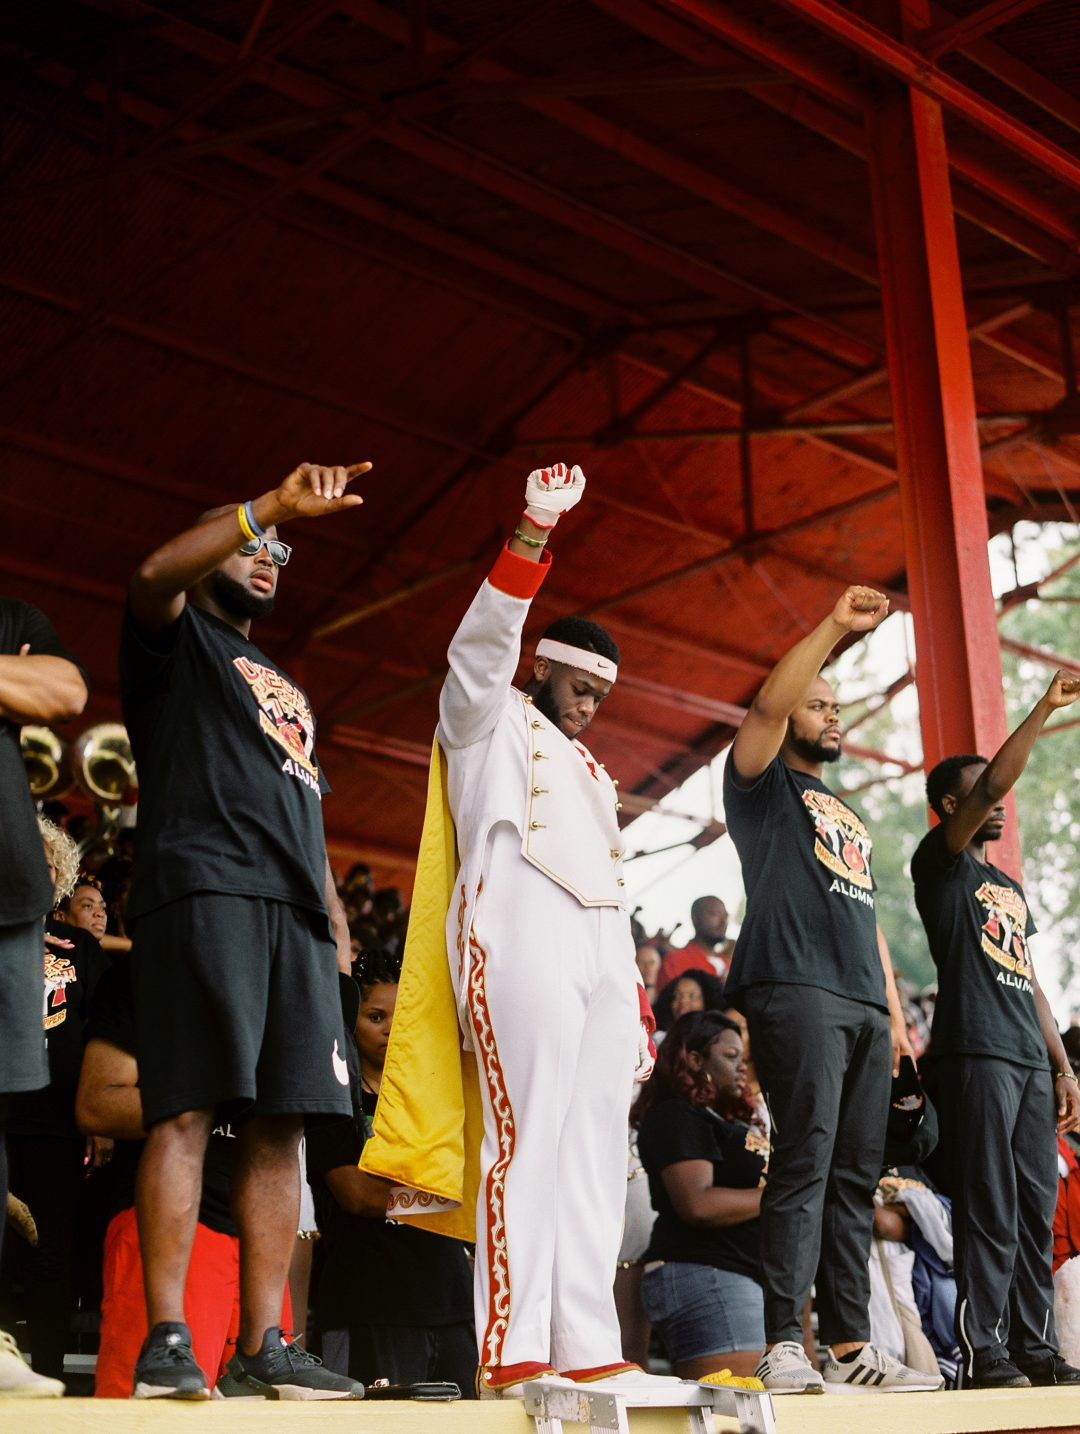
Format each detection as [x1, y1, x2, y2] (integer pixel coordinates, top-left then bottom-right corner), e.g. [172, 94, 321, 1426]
[822, 1344, 944, 1393]
[572, 1369, 686, 1393]
[0, 1332, 65, 1398]
[754, 1342, 825, 1394]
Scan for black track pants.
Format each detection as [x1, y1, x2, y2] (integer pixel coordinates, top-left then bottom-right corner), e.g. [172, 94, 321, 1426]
[743, 983, 891, 1346]
[938, 1055, 1057, 1374]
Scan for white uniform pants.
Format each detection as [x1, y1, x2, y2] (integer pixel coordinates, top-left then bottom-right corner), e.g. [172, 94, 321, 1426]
[457, 822, 638, 1372]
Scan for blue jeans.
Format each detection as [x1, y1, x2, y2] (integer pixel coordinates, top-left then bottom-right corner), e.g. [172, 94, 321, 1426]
[641, 1262, 765, 1363]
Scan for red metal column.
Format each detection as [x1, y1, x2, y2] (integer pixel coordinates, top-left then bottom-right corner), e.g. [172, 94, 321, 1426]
[863, 0, 1019, 873]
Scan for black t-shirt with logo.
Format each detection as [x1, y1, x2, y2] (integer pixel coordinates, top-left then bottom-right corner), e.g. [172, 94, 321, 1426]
[83, 955, 237, 1233]
[306, 1086, 474, 1331]
[6, 922, 109, 1138]
[912, 824, 1045, 1068]
[0, 600, 88, 927]
[638, 1098, 768, 1280]
[723, 755, 886, 1009]
[120, 602, 330, 927]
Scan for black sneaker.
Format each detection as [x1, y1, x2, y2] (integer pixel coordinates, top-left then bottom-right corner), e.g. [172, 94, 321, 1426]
[1014, 1353, 1080, 1386]
[132, 1321, 210, 1399]
[968, 1356, 1031, 1390]
[216, 1328, 364, 1401]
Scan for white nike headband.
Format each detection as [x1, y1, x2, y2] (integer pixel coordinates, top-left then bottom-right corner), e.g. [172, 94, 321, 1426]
[535, 638, 618, 683]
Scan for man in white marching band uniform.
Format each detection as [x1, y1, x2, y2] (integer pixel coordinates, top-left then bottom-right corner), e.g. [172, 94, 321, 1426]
[363, 464, 658, 1398]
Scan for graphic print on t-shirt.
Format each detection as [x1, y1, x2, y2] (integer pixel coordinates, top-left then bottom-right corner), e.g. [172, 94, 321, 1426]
[975, 880, 1034, 989]
[744, 1124, 770, 1182]
[42, 950, 76, 1032]
[233, 655, 319, 786]
[801, 788, 873, 892]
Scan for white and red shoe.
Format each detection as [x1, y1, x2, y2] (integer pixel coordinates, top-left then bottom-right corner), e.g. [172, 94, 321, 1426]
[477, 1362, 575, 1400]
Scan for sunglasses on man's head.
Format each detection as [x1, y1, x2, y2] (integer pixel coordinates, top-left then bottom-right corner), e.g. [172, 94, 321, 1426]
[238, 537, 292, 566]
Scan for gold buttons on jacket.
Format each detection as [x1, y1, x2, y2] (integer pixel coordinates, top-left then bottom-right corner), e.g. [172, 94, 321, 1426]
[617, 879, 625, 886]
[610, 848, 621, 859]
[533, 786, 549, 796]
[612, 778, 620, 787]
[531, 720, 542, 729]
[530, 821, 546, 830]
[534, 750, 547, 760]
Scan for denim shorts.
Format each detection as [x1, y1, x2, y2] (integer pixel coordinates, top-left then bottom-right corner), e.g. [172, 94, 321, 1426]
[640, 1261, 765, 1362]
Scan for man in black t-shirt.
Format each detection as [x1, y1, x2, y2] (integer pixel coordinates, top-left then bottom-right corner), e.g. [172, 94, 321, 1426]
[118, 461, 372, 1402]
[0, 599, 87, 1399]
[912, 669, 1080, 1390]
[76, 955, 289, 1396]
[723, 585, 936, 1395]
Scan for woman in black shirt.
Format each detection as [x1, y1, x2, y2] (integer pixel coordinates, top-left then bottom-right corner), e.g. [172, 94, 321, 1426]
[632, 1011, 768, 1379]
[307, 951, 475, 1391]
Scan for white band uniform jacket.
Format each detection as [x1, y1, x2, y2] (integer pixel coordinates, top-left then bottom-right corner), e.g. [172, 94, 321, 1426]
[437, 545, 627, 1037]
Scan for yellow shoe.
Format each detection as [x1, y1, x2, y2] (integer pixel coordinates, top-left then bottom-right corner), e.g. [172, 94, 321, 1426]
[700, 1369, 766, 1391]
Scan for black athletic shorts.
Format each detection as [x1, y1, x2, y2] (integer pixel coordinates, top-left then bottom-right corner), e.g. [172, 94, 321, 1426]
[132, 893, 352, 1127]
[0, 918, 48, 1095]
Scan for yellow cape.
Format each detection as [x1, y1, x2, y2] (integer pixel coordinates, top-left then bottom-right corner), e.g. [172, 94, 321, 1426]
[358, 740, 482, 1241]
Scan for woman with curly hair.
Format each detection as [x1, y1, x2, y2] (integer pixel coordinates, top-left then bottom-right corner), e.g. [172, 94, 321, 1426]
[650, 968, 727, 1037]
[631, 1009, 768, 1380]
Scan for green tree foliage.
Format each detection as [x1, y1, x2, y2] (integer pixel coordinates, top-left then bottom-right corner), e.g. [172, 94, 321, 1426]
[997, 534, 1080, 1001]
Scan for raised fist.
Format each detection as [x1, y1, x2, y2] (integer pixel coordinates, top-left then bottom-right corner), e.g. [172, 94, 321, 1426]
[1045, 668, 1080, 710]
[831, 585, 889, 634]
[523, 462, 586, 529]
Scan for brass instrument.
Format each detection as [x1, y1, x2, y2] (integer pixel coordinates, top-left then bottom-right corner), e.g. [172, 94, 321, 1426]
[19, 725, 71, 800]
[71, 723, 136, 805]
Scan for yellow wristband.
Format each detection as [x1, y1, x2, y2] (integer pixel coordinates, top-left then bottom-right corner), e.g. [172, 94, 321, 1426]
[237, 503, 258, 542]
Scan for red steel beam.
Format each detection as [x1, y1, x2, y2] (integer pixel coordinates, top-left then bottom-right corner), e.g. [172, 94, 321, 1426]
[765, 0, 1080, 196]
[18, 19, 1059, 513]
[77, 0, 881, 360]
[864, 0, 1018, 873]
[351, 0, 880, 286]
[958, 25, 1080, 141]
[999, 636, 1080, 678]
[632, 0, 1080, 264]
[920, 0, 1053, 60]
[583, 482, 897, 616]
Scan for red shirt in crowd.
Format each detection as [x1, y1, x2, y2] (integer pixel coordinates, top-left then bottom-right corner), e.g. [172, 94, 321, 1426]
[656, 939, 731, 992]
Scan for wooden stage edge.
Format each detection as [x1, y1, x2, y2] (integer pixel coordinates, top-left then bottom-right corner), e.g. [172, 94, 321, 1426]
[2, 1389, 1079, 1434]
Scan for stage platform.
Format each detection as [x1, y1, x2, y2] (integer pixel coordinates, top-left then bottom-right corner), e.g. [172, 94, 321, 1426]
[4, 1390, 1079, 1434]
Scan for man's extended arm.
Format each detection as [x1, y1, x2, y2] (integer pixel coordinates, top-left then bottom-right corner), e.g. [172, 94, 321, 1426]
[323, 1164, 393, 1218]
[325, 856, 352, 975]
[940, 669, 1080, 855]
[1031, 967, 1080, 1134]
[129, 460, 372, 631]
[730, 586, 889, 782]
[0, 647, 87, 724]
[438, 464, 584, 750]
[76, 1038, 145, 1141]
[877, 925, 916, 1076]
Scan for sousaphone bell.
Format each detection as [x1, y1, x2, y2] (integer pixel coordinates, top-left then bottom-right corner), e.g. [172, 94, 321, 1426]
[20, 725, 72, 800]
